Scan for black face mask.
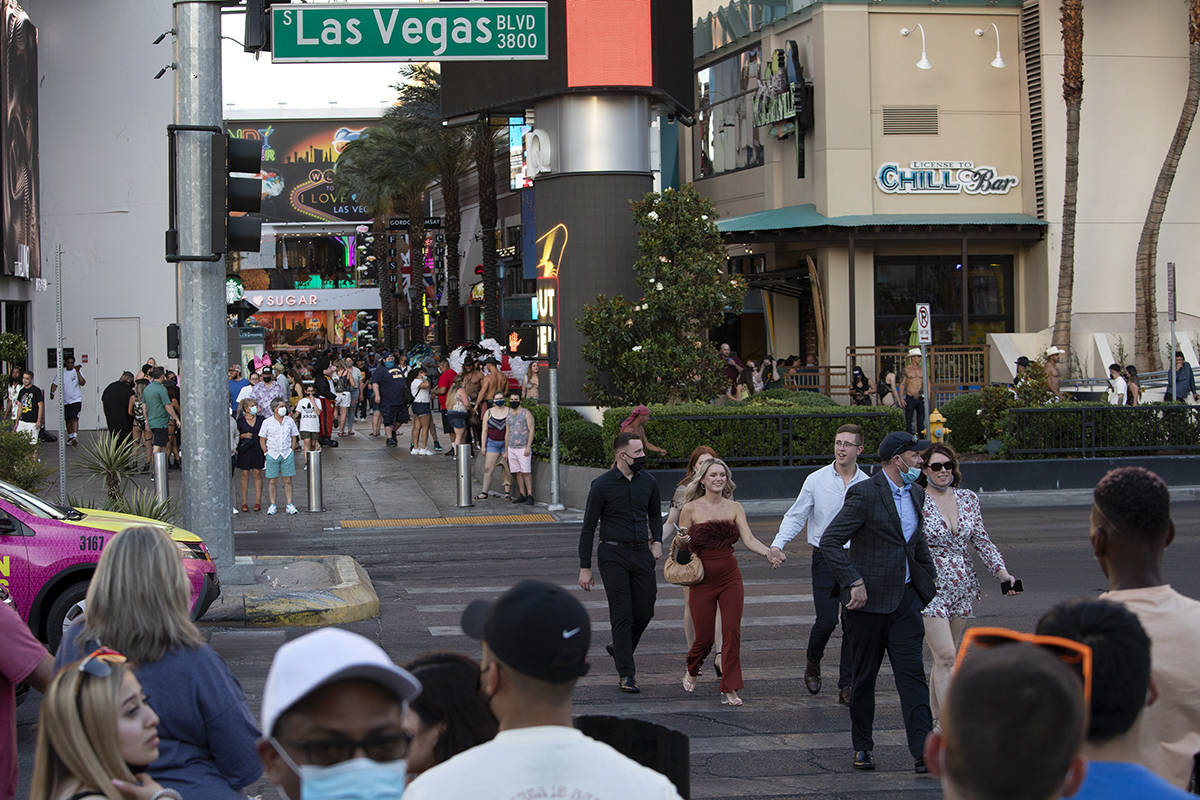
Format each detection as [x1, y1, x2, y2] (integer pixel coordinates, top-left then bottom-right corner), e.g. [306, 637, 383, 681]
[628, 455, 648, 473]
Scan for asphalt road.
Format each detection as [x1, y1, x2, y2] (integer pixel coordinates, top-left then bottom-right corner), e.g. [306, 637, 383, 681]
[17, 501, 1200, 799]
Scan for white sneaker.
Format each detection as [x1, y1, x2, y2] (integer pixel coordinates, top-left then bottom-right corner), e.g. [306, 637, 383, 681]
[266, 504, 277, 515]
[420, 448, 433, 455]
[286, 503, 298, 515]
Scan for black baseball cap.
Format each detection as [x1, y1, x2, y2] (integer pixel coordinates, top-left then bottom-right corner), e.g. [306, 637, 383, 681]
[461, 580, 591, 683]
[878, 431, 930, 460]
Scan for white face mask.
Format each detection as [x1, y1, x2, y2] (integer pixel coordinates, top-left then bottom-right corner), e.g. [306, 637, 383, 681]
[276, 407, 286, 417]
[249, 405, 258, 415]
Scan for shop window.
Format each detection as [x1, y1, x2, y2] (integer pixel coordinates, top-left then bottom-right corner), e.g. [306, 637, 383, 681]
[695, 46, 765, 179]
[873, 255, 1013, 347]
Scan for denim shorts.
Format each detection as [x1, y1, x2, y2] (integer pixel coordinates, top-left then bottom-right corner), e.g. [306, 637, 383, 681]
[411, 402, 431, 416]
[485, 438, 505, 454]
[447, 410, 468, 429]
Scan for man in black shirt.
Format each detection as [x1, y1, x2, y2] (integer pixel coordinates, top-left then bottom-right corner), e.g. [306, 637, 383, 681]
[15, 370, 44, 446]
[578, 432, 663, 693]
[101, 371, 136, 441]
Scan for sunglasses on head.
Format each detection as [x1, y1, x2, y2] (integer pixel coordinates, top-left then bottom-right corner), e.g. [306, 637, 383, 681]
[954, 627, 1092, 703]
[927, 461, 956, 472]
[78, 648, 127, 679]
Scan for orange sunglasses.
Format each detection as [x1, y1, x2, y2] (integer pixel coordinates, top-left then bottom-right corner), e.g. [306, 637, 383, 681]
[78, 647, 127, 679]
[954, 627, 1092, 703]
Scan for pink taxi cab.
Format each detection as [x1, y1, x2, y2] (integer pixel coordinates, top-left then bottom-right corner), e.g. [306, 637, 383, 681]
[0, 478, 219, 650]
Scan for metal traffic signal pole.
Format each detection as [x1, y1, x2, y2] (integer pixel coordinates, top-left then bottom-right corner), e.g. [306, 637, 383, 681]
[174, 0, 248, 583]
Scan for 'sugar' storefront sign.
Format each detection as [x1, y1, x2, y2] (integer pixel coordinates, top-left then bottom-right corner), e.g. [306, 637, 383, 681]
[876, 160, 1018, 195]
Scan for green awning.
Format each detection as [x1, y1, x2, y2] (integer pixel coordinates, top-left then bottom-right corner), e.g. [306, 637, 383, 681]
[717, 203, 1046, 234]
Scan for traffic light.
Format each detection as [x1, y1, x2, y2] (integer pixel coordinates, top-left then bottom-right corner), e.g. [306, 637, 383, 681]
[211, 132, 263, 254]
[166, 323, 181, 360]
[244, 0, 292, 53]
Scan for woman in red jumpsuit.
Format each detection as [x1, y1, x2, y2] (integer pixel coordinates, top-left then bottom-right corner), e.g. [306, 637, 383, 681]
[677, 458, 773, 706]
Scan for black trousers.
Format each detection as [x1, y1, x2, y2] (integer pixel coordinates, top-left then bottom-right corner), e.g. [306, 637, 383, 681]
[904, 395, 924, 435]
[807, 548, 853, 689]
[597, 543, 657, 679]
[844, 585, 933, 758]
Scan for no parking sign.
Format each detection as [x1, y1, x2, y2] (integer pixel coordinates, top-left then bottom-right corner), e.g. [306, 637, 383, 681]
[916, 303, 932, 345]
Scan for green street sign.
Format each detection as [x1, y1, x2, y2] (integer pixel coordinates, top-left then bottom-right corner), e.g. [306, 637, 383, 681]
[271, 2, 548, 63]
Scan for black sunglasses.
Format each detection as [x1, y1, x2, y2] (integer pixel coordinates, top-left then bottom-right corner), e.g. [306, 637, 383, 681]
[927, 462, 956, 472]
[278, 732, 412, 766]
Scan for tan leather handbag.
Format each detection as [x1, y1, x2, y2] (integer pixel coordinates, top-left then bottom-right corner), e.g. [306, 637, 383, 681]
[663, 535, 704, 586]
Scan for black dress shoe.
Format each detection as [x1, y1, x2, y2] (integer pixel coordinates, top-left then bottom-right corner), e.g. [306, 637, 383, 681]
[853, 750, 874, 770]
[804, 659, 822, 695]
[618, 676, 640, 693]
[605, 644, 616, 662]
[839, 687, 852, 705]
[914, 757, 928, 774]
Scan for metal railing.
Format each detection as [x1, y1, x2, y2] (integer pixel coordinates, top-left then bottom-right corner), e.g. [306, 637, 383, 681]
[846, 345, 989, 407]
[1005, 405, 1200, 458]
[646, 410, 899, 468]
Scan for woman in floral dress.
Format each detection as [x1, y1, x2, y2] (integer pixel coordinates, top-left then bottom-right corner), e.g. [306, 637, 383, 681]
[918, 443, 1021, 721]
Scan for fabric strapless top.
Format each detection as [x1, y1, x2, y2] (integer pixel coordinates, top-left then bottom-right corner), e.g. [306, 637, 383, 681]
[687, 519, 739, 553]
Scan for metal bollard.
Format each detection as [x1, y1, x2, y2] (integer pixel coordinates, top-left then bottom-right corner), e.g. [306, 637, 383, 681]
[306, 449, 323, 512]
[455, 443, 473, 507]
[153, 451, 169, 504]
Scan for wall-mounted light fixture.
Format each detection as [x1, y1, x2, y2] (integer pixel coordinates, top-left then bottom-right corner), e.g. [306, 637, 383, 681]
[900, 24, 933, 70]
[975, 23, 1006, 69]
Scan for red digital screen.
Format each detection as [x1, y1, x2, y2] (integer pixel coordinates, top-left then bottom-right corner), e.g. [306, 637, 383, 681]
[566, 0, 652, 88]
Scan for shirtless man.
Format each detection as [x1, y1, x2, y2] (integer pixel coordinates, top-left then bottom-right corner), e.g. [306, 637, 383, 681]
[461, 358, 484, 450]
[1044, 346, 1064, 395]
[900, 348, 925, 435]
[476, 359, 507, 416]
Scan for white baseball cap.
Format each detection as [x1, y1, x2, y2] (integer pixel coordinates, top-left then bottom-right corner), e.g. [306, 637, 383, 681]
[1045, 345, 1065, 357]
[261, 628, 421, 736]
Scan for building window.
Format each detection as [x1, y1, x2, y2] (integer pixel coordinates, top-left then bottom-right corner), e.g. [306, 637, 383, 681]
[873, 255, 1013, 348]
[695, 46, 764, 179]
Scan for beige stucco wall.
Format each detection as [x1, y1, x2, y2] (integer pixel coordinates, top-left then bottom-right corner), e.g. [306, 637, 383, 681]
[1036, 0, 1199, 360]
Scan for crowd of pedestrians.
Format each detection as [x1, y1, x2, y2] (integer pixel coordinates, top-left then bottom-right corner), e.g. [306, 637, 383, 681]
[5, 358, 1199, 798]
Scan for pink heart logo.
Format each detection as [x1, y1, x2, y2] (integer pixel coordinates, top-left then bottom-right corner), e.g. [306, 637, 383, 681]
[250, 295, 263, 306]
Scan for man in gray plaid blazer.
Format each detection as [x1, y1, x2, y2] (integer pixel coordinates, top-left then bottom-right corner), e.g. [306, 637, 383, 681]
[820, 431, 938, 774]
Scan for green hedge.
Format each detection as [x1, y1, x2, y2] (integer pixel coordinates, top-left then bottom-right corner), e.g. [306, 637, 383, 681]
[940, 392, 985, 451]
[525, 403, 609, 467]
[1002, 403, 1200, 458]
[600, 403, 904, 466]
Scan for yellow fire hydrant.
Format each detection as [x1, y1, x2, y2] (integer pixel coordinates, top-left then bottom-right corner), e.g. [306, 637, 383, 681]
[929, 409, 951, 443]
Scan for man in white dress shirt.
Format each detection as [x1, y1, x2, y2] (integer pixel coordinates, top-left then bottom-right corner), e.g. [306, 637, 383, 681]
[769, 423, 869, 702]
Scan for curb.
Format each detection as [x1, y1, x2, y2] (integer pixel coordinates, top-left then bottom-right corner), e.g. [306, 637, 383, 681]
[203, 555, 379, 627]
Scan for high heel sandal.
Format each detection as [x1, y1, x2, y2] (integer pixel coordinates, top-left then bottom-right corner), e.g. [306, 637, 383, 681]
[682, 672, 696, 693]
[722, 691, 743, 706]
[714, 651, 722, 678]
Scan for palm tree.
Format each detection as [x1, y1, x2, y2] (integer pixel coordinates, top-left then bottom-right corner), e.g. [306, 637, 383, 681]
[1133, 0, 1200, 372]
[389, 65, 474, 347]
[474, 118, 502, 339]
[334, 122, 438, 350]
[334, 135, 400, 350]
[1052, 0, 1084, 363]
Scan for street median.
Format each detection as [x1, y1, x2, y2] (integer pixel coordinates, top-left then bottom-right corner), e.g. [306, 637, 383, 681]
[201, 555, 379, 627]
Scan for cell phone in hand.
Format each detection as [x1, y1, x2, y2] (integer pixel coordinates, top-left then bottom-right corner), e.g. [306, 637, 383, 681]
[1000, 579, 1024, 594]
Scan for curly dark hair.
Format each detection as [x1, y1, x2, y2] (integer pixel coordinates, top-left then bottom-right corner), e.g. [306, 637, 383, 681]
[1093, 467, 1170, 542]
[404, 652, 498, 767]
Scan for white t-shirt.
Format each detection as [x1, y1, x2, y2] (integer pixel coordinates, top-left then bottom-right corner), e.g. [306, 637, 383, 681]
[410, 377, 430, 404]
[295, 397, 321, 432]
[259, 413, 298, 457]
[61, 368, 83, 404]
[1111, 374, 1128, 405]
[404, 725, 683, 800]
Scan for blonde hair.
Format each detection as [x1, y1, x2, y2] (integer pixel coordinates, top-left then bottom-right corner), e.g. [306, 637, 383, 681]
[29, 661, 138, 800]
[238, 397, 257, 415]
[685, 458, 737, 502]
[81, 526, 203, 663]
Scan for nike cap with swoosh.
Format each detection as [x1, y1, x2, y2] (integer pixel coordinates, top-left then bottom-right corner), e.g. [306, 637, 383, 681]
[461, 579, 591, 683]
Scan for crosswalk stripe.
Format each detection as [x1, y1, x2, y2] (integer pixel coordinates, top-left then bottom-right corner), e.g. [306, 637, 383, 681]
[428, 615, 815, 637]
[404, 577, 810, 594]
[415, 593, 813, 612]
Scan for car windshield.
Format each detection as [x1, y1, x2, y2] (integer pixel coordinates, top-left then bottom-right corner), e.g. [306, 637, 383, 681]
[0, 479, 74, 520]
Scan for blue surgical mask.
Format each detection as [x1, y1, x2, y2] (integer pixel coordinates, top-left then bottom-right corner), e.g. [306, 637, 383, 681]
[272, 741, 406, 800]
[900, 464, 922, 484]
[384, 360, 395, 368]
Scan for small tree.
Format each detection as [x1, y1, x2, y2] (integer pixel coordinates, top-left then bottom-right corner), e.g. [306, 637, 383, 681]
[578, 187, 744, 405]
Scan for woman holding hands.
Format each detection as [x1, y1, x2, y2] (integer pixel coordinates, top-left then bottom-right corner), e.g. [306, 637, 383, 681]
[918, 442, 1021, 723]
[677, 459, 772, 706]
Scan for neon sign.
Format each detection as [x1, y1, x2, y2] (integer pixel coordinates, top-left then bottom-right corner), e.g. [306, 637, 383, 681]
[535, 223, 566, 358]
